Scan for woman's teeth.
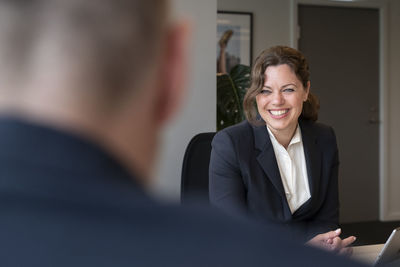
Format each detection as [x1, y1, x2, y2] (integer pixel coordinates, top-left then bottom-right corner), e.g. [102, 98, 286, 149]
[270, 109, 288, 116]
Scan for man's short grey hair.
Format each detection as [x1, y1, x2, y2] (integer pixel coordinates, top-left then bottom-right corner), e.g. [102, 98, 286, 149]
[0, 0, 168, 108]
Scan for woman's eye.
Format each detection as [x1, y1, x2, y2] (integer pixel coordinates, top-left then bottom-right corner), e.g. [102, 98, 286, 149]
[283, 88, 295, 93]
[260, 89, 272, 95]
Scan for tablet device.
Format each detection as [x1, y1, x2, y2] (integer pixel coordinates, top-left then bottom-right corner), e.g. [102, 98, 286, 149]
[375, 227, 400, 266]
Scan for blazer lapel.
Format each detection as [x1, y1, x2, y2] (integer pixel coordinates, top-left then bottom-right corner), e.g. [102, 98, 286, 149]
[300, 120, 322, 198]
[253, 124, 286, 198]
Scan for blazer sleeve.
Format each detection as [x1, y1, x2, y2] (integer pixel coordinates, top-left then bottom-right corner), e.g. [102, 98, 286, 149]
[209, 130, 248, 217]
[305, 127, 340, 238]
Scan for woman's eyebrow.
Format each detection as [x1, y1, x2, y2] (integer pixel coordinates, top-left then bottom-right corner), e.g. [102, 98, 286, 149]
[263, 83, 298, 89]
[281, 83, 297, 88]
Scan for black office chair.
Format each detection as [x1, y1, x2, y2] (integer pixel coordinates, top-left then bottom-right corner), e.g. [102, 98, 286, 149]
[181, 132, 216, 203]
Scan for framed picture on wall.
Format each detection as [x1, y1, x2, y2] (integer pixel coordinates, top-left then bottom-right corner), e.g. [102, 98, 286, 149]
[217, 11, 253, 73]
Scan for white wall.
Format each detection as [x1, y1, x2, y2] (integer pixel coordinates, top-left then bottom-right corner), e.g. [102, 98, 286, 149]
[151, 0, 217, 201]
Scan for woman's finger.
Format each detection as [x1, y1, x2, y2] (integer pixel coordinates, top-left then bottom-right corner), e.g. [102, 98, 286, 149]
[341, 236, 357, 247]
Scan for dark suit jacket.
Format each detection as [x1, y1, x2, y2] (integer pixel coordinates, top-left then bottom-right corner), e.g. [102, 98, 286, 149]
[209, 119, 339, 241]
[0, 117, 362, 267]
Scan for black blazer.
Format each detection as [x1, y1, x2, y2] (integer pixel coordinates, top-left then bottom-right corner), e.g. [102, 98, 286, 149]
[0, 117, 362, 267]
[209, 119, 339, 240]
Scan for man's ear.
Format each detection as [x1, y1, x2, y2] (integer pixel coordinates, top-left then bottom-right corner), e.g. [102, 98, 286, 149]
[155, 21, 191, 126]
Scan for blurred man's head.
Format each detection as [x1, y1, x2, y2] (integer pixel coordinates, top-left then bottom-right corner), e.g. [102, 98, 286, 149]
[0, 0, 189, 182]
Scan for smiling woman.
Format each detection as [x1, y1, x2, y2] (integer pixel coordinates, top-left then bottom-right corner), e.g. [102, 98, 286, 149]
[209, 46, 356, 255]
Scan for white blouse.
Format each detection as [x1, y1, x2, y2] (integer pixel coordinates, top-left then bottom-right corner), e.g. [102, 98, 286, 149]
[267, 125, 311, 214]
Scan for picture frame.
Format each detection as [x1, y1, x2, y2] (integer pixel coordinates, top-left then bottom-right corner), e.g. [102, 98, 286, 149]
[217, 11, 253, 73]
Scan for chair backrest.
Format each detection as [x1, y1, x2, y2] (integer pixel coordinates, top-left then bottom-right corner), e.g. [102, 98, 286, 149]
[181, 132, 216, 203]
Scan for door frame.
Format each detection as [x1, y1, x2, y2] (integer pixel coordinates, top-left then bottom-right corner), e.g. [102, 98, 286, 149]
[289, 0, 393, 221]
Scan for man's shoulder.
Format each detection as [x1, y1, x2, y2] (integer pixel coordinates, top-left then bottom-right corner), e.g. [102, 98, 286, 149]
[83, 201, 364, 267]
[0, 118, 361, 267]
[0, 190, 364, 267]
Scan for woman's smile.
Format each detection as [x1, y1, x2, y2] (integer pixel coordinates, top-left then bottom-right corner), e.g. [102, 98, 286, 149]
[269, 108, 290, 118]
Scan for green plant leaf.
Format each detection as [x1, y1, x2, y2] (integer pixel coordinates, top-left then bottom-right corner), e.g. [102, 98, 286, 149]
[229, 64, 251, 120]
[217, 64, 251, 131]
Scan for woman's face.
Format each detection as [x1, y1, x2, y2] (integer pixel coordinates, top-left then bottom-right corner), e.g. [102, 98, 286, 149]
[256, 64, 309, 138]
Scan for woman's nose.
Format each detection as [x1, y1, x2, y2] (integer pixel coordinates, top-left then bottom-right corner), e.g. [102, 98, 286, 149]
[271, 92, 284, 105]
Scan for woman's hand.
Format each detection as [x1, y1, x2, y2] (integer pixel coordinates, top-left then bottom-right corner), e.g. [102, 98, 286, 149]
[306, 228, 356, 256]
